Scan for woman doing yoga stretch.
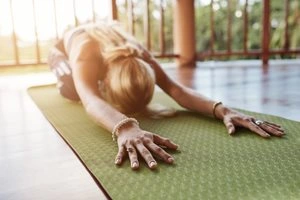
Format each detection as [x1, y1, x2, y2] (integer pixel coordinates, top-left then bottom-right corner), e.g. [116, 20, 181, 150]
[48, 22, 285, 170]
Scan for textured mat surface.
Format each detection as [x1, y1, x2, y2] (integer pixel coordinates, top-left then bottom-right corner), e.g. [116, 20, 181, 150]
[28, 85, 300, 200]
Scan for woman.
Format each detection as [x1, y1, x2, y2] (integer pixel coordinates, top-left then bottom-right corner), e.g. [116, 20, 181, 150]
[48, 22, 285, 170]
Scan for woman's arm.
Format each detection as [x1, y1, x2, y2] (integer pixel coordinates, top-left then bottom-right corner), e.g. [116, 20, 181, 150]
[144, 56, 285, 138]
[68, 33, 126, 131]
[67, 32, 178, 170]
[126, 37, 284, 138]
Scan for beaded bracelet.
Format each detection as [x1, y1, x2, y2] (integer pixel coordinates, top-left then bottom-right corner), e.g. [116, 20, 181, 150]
[112, 118, 139, 141]
[212, 101, 222, 119]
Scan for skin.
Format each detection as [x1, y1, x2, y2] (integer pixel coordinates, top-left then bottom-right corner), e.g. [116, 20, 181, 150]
[57, 27, 285, 170]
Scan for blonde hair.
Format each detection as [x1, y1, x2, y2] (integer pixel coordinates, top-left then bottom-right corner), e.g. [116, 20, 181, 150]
[100, 46, 155, 114]
[86, 22, 177, 117]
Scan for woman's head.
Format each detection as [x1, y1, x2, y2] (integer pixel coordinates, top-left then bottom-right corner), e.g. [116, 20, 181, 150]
[101, 46, 156, 114]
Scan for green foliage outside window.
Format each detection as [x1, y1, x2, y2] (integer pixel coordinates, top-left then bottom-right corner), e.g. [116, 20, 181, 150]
[117, 0, 300, 60]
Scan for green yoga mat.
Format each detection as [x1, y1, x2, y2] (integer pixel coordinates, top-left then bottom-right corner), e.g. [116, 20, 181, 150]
[28, 85, 300, 200]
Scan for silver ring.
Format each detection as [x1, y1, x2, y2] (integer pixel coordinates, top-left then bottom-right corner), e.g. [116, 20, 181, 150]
[254, 119, 264, 126]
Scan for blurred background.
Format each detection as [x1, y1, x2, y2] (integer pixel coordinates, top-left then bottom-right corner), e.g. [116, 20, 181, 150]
[0, 0, 299, 67]
[0, 2, 299, 199]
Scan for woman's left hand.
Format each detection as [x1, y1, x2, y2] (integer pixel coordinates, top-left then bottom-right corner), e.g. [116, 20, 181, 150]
[216, 106, 285, 138]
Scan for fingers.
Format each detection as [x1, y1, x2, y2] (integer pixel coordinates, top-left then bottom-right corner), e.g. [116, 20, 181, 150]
[223, 113, 285, 138]
[116, 134, 177, 170]
[125, 144, 139, 170]
[134, 139, 157, 169]
[223, 117, 236, 135]
[257, 121, 285, 137]
[247, 121, 271, 138]
[264, 121, 282, 128]
[115, 145, 126, 165]
[146, 142, 174, 164]
[152, 134, 178, 150]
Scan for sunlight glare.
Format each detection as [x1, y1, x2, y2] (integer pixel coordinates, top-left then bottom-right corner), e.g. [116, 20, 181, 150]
[0, 0, 12, 35]
[198, 0, 211, 6]
[0, 0, 110, 42]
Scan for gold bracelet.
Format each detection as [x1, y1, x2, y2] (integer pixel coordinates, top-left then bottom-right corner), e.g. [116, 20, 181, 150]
[112, 118, 139, 141]
[212, 101, 222, 119]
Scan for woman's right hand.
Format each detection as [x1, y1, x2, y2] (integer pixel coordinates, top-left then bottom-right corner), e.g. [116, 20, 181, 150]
[114, 123, 178, 170]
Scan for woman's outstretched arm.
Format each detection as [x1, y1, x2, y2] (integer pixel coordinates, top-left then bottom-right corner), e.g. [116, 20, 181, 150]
[142, 54, 285, 138]
[67, 33, 178, 170]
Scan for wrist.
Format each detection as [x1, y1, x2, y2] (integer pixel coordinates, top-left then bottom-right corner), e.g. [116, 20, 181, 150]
[112, 118, 139, 141]
[214, 104, 230, 120]
[117, 122, 140, 137]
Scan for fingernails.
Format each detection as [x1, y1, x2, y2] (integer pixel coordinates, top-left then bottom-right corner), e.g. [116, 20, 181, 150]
[132, 162, 139, 169]
[278, 132, 286, 137]
[228, 126, 235, 134]
[167, 157, 174, 163]
[115, 158, 120, 165]
[149, 161, 157, 169]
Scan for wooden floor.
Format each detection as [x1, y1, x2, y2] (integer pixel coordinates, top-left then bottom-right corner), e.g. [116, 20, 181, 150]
[0, 60, 299, 200]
